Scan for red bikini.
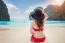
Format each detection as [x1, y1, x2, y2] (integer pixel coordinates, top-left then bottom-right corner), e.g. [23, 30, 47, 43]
[31, 27, 46, 42]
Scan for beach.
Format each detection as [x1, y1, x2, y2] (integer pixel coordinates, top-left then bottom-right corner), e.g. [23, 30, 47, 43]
[0, 24, 65, 43]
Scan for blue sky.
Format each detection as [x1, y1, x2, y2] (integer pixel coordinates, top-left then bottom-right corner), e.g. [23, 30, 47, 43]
[3, 0, 49, 11]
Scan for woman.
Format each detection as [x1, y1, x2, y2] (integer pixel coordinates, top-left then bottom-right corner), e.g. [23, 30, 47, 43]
[29, 7, 48, 43]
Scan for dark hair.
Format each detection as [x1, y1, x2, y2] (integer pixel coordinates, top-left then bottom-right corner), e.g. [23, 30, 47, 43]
[29, 7, 45, 29]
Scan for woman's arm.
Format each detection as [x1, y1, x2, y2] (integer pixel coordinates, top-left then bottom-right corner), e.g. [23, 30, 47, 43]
[43, 11, 49, 24]
[30, 22, 34, 34]
[44, 12, 48, 21]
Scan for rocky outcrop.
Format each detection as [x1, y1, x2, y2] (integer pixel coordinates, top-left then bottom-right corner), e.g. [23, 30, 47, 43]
[0, 0, 10, 21]
[60, 1, 65, 20]
[44, 1, 65, 20]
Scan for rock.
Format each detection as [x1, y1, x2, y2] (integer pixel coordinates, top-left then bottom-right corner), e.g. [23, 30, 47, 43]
[0, 0, 10, 21]
[60, 1, 65, 20]
[44, 1, 65, 20]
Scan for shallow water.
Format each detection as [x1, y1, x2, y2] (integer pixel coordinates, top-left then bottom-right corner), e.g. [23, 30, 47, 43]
[0, 20, 65, 25]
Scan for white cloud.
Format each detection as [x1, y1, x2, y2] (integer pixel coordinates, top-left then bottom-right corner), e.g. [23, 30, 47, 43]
[6, 3, 25, 21]
[6, 3, 19, 11]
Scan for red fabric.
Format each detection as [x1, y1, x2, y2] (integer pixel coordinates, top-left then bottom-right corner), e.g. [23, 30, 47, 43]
[31, 35, 46, 42]
[33, 27, 43, 31]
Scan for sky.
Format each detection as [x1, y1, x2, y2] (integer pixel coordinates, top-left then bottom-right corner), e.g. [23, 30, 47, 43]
[3, 0, 49, 11]
[3, 0, 65, 21]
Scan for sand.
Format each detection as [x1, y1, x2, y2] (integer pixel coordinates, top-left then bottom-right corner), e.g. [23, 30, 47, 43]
[0, 24, 65, 43]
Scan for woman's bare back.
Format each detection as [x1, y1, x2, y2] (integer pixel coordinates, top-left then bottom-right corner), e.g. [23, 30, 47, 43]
[32, 21, 45, 38]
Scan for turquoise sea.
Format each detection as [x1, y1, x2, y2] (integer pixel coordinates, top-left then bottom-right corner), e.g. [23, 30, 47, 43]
[0, 20, 65, 26]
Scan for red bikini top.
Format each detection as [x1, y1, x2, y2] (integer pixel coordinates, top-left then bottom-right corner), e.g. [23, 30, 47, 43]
[33, 27, 43, 31]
